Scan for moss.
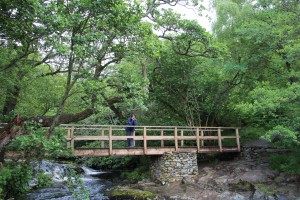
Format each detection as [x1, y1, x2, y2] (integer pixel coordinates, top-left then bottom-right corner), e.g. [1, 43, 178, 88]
[229, 181, 255, 192]
[274, 176, 284, 184]
[257, 183, 278, 195]
[106, 187, 158, 200]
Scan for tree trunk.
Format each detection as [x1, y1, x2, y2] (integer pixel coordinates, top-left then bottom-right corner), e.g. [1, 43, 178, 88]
[0, 115, 23, 163]
[2, 86, 21, 115]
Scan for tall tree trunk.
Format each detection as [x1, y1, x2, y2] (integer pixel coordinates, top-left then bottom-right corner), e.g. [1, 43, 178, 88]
[2, 86, 21, 116]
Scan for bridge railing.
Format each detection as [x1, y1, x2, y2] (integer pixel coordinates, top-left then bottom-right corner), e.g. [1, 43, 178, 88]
[60, 125, 240, 155]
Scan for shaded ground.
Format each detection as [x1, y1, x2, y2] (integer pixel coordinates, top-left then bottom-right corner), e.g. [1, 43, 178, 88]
[107, 155, 300, 200]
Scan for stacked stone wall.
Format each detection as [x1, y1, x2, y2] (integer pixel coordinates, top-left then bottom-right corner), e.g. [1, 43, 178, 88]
[150, 152, 198, 185]
[240, 146, 290, 160]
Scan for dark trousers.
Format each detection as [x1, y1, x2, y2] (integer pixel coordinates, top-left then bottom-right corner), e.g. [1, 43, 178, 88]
[126, 131, 134, 147]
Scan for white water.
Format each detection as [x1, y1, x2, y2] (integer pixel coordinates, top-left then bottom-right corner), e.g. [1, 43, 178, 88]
[26, 162, 113, 200]
[82, 166, 109, 176]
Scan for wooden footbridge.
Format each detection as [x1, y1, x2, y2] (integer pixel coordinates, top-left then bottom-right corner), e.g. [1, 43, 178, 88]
[62, 125, 240, 156]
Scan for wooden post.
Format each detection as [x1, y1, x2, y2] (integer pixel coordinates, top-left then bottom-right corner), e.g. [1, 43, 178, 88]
[201, 130, 204, 147]
[235, 128, 240, 151]
[196, 128, 200, 153]
[67, 128, 71, 148]
[218, 128, 222, 152]
[161, 130, 164, 147]
[181, 130, 184, 147]
[133, 130, 136, 147]
[143, 127, 147, 154]
[109, 126, 112, 155]
[71, 126, 74, 153]
[101, 129, 104, 148]
[174, 127, 178, 152]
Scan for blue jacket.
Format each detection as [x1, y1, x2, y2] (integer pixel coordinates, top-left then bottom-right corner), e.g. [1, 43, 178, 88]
[125, 118, 137, 132]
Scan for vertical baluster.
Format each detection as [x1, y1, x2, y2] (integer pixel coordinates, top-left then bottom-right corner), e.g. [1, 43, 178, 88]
[101, 129, 104, 148]
[196, 128, 200, 153]
[161, 130, 164, 147]
[236, 128, 240, 152]
[67, 128, 71, 148]
[201, 130, 204, 147]
[109, 126, 112, 155]
[71, 127, 74, 153]
[143, 127, 147, 154]
[181, 130, 184, 147]
[174, 127, 178, 152]
[218, 128, 222, 152]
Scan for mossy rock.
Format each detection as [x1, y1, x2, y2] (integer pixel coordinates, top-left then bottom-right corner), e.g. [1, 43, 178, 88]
[229, 180, 255, 192]
[106, 187, 158, 200]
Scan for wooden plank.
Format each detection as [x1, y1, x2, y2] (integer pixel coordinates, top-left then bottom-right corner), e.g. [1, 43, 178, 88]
[200, 136, 220, 140]
[218, 128, 223, 152]
[73, 136, 109, 140]
[60, 124, 239, 130]
[177, 136, 196, 140]
[71, 135, 220, 141]
[177, 136, 219, 140]
[145, 136, 175, 140]
[72, 147, 240, 157]
[222, 136, 238, 139]
[107, 136, 143, 140]
[174, 127, 178, 152]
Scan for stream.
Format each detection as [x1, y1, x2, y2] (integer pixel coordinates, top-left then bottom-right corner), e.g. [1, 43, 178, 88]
[25, 161, 121, 200]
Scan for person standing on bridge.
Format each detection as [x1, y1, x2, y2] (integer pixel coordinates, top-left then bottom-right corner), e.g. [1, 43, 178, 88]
[125, 114, 137, 147]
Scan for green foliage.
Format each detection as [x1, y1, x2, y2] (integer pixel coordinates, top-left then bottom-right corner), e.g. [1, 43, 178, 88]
[8, 124, 70, 159]
[102, 61, 150, 117]
[121, 166, 150, 182]
[269, 148, 300, 175]
[239, 127, 266, 144]
[262, 126, 298, 148]
[77, 141, 148, 170]
[212, 0, 300, 151]
[34, 172, 53, 189]
[1, 122, 88, 199]
[79, 154, 140, 170]
[0, 164, 32, 199]
[121, 157, 150, 181]
[64, 169, 89, 200]
[234, 83, 300, 127]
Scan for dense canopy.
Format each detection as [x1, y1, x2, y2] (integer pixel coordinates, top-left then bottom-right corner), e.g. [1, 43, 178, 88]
[0, 0, 300, 198]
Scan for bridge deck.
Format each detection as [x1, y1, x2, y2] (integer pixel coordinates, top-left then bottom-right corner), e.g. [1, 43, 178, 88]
[73, 147, 239, 156]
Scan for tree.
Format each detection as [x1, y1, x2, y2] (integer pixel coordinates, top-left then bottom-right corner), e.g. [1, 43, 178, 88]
[0, 0, 207, 155]
[211, 0, 300, 142]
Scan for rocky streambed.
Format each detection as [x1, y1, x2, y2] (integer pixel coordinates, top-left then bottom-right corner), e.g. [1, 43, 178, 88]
[107, 157, 300, 200]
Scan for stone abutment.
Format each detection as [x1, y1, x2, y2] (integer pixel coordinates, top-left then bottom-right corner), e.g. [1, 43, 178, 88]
[149, 152, 198, 185]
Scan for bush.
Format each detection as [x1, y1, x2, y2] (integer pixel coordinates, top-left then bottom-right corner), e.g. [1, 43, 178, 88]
[262, 125, 298, 148]
[0, 164, 32, 199]
[269, 148, 300, 175]
[121, 156, 150, 181]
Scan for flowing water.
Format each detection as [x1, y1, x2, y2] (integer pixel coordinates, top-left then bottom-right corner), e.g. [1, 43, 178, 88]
[26, 161, 120, 200]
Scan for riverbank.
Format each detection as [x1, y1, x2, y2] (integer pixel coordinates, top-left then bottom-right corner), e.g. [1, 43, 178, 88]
[107, 155, 300, 200]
